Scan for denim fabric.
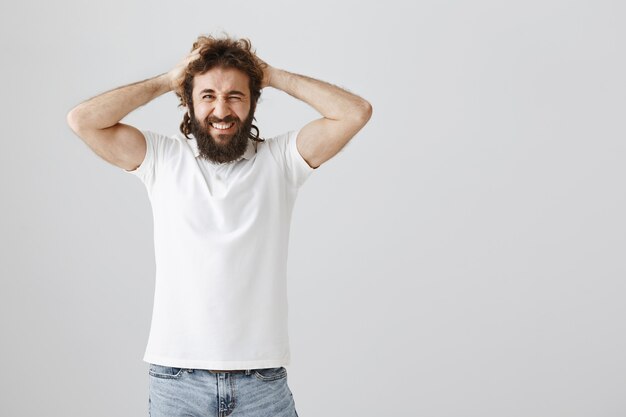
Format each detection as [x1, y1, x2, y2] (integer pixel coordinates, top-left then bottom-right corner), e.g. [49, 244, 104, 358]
[148, 364, 299, 417]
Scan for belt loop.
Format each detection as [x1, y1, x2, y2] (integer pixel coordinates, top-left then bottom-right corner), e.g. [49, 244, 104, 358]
[245, 369, 251, 376]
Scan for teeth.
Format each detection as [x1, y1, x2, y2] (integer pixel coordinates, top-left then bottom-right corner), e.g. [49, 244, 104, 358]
[211, 122, 235, 130]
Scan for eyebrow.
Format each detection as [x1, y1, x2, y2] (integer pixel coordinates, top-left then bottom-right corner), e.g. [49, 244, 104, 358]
[198, 89, 246, 96]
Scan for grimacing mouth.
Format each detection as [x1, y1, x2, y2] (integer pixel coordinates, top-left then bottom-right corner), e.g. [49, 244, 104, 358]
[210, 121, 236, 130]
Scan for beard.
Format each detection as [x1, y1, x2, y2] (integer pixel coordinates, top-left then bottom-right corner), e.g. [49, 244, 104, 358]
[189, 110, 256, 164]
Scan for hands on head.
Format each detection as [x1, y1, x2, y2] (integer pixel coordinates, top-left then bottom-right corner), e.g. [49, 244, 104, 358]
[168, 39, 274, 95]
[167, 47, 202, 94]
[256, 57, 274, 89]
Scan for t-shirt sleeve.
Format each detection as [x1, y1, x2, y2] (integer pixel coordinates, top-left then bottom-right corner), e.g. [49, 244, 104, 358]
[122, 130, 168, 187]
[275, 129, 316, 188]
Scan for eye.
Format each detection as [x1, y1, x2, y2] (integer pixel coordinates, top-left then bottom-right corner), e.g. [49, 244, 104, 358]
[201, 94, 215, 100]
[228, 96, 243, 102]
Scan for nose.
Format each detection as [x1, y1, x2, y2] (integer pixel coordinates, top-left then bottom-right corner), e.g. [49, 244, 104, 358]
[212, 98, 231, 119]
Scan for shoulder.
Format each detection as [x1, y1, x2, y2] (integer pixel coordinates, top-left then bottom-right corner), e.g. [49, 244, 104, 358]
[257, 130, 316, 186]
[141, 130, 189, 152]
[258, 130, 298, 153]
[142, 130, 184, 143]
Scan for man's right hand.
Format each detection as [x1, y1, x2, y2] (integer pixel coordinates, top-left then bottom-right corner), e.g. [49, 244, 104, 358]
[167, 47, 202, 96]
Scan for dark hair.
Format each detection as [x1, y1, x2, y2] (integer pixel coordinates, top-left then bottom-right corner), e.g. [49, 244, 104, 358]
[176, 35, 265, 140]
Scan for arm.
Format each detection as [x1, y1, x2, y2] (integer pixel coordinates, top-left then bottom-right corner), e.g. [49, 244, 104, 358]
[66, 50, 199, 171]
[263, 66, 372, 169]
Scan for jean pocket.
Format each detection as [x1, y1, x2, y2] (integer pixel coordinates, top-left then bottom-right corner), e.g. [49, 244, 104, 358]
[149, 364, 186, 379]
[253, 367, 287, 381]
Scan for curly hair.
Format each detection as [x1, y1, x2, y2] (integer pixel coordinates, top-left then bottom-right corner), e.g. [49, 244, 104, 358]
[176, 35, 265, 140]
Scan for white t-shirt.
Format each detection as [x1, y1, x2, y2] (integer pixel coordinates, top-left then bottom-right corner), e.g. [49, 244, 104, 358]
[124, 130, 314, 370]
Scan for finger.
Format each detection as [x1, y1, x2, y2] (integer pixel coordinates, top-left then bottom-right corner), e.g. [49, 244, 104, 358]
[187, 49, 201, 62]
[177, 50, 200, 69]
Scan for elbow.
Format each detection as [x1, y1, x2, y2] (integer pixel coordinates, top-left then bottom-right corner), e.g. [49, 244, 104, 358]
[351, 99, 372, 127]
[66, 106, 88, 136]
[66, 107, 80, 133]
[359, 99, 373, 123]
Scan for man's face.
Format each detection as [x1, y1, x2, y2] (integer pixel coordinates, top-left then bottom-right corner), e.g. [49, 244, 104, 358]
[189, 67, 255, 163]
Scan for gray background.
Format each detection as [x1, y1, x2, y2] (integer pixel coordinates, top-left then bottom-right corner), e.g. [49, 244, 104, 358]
[1, 0, 625, 416]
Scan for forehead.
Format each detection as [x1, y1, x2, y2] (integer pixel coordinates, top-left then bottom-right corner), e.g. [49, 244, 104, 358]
[192, 67, 250, 95]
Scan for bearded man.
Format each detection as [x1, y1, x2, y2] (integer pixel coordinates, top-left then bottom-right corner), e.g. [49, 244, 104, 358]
[67, 35, 371, 417]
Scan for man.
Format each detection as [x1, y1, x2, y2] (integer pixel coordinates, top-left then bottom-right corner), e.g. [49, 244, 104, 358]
[67, 35, 371, 417]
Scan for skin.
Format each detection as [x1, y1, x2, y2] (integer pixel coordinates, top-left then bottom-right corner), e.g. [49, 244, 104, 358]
[262, 64, 372, 169]
[67, 43, 372, 171]
[192, 67, 252, 144]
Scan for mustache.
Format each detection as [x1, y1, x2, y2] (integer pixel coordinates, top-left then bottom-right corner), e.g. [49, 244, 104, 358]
[204, 115, 240, 125]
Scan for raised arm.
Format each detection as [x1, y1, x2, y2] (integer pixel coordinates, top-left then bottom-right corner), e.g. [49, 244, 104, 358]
[262, 65, 372, 169]
[66, 49, 199, 171]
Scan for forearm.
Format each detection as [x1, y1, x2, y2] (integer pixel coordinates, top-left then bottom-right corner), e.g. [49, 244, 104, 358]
[267, 68, 371, 122]
[67, 73, 171, 132]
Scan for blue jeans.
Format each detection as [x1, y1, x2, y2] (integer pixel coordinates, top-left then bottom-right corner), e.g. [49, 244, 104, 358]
[148, 364, 299, 417]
